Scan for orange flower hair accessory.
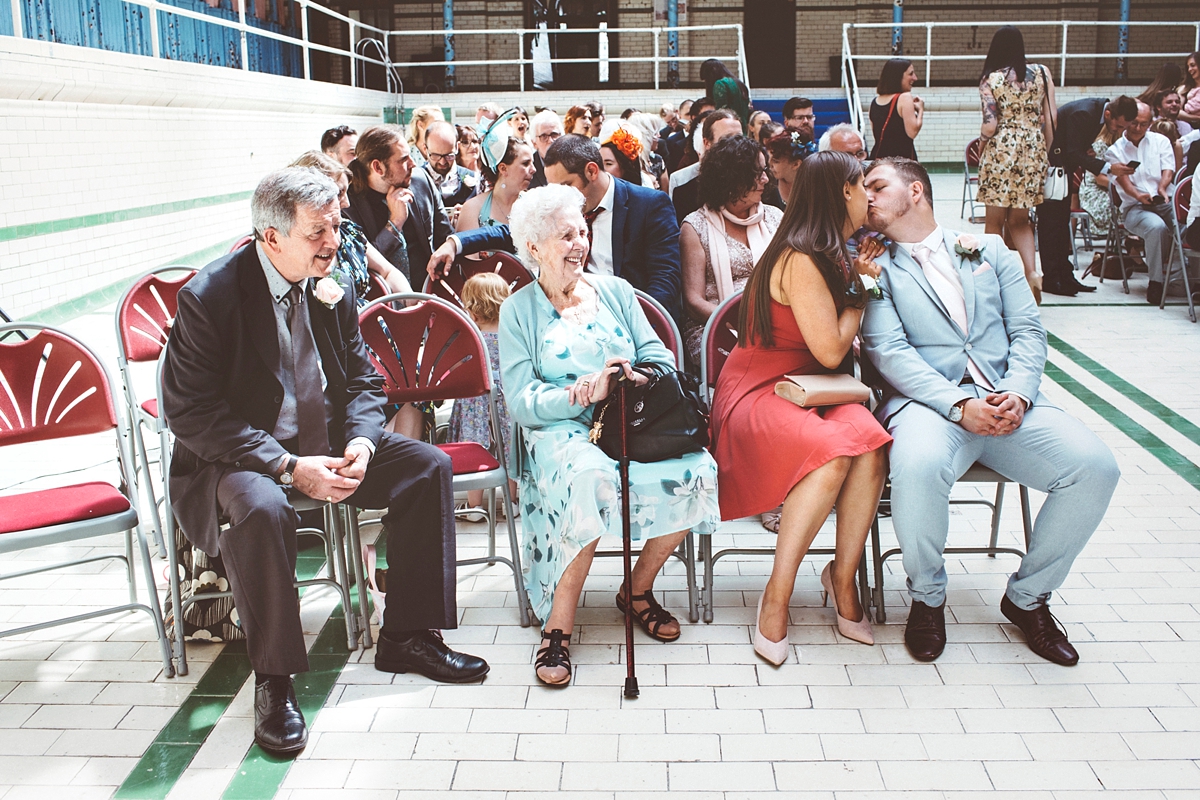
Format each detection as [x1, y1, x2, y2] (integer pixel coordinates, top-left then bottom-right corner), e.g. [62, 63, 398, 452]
[605, 126, 643, 162]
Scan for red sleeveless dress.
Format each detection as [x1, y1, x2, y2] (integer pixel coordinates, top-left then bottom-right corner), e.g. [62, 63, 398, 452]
[710, 299, 892, 521]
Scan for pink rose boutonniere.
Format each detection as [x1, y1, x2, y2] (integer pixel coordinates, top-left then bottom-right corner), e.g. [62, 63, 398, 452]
[313, 276, 345, 308]
[953, 233, 983, 260]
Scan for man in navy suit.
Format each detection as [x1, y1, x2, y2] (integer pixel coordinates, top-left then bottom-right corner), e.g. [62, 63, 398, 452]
[425, 134, 683, 322]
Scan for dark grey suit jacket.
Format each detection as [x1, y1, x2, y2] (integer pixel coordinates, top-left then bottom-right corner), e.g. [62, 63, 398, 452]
[161, 245, 386, 556]
[346, 168, 453, 281]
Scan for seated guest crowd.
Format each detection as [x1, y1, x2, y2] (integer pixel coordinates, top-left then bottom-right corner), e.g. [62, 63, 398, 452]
[162, 77, 1135, 756]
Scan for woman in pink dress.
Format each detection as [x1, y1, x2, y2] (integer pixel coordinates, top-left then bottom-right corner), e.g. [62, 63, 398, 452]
[711, 151, 892, 665]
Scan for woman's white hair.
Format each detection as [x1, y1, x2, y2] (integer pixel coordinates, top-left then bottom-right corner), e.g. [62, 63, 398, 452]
[507, 184, 587, 268]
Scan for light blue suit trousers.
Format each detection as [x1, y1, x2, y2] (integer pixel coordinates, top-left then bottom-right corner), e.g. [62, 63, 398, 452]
[886, 382, 1119, 610]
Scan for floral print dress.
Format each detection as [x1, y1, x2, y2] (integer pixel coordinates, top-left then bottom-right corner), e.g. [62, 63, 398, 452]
[448, 331, 512, 466]
[977, 66, 1049, 209]
[518, 300, 720, 623]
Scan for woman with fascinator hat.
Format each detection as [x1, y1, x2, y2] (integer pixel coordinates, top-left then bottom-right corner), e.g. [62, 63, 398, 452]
[456, 110, 538, 234]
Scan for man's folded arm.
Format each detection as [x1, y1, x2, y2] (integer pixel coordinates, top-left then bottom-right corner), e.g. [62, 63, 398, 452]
[162, 290, 288, 472]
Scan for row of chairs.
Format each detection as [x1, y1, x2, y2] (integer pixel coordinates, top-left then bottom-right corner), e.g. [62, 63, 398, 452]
[0, 250, 1037, 677]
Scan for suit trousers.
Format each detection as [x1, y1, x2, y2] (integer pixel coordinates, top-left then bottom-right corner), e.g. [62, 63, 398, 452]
[885, 387, 1119, 610]
[1122, 202, 1184, 285]
[215, 433, 455, 676]
[1034, 196, 1075, 285]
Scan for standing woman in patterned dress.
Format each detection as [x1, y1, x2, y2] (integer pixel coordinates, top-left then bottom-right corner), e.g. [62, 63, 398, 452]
[975, 26, 1057, 304]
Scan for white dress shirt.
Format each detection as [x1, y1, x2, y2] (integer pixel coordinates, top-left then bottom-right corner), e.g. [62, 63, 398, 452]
[1105, 131, 1176, 213]
[586, 174, 617, 277]
[897, 227, 994, 391]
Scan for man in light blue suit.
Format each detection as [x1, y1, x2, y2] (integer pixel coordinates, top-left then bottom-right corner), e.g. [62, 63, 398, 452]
[860, 158, 1119, 666]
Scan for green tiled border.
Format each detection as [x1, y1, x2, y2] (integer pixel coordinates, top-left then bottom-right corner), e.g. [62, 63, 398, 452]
[25, 237, 241, 326]
[1048, 332, 1200, 449]
[0, 192, 252, 243]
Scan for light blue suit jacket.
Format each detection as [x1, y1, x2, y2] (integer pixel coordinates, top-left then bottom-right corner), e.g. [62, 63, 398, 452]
[861, 229, 1046, 425]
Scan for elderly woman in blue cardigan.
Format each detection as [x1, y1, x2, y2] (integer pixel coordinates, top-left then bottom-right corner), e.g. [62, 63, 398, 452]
[499, 184, 720, 686]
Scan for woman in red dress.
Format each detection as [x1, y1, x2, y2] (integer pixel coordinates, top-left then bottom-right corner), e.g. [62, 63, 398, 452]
[711, 151, 892, 665]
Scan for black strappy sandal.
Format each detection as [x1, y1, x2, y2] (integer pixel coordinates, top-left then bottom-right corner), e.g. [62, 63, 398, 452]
[615, 585, 682, 643]
[535, 628, 572, 686]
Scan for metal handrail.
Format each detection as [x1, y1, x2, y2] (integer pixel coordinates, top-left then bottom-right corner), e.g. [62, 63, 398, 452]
[843, 20, 1200, 89]
[6, 0, 745, 93]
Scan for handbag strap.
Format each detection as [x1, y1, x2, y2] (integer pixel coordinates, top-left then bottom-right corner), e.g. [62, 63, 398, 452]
[1038, 65, 1061, 160]
[878, 94, 900, 141]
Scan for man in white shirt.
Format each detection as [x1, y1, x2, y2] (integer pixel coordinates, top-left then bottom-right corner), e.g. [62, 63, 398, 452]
[529, 110, 564, 189]
[1106, 101, 1182, 304]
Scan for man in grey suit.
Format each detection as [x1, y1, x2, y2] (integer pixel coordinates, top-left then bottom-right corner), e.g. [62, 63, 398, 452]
[860, 158, 1120, 666]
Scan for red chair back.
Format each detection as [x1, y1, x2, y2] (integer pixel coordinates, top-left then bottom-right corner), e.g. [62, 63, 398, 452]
[0, 329, 118, 445]
[422, 252, 534, 308]
[1176, 177, 1192, 225]
[359, 294, 490, 404]
[228, 234, 254, 253]
[635, 291, 681, 367]
[965, 138, 983, 169]
[117, 270, 196, 363]
[701, 292, 742, 400]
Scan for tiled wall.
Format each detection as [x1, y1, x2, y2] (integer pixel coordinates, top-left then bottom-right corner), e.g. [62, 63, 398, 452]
[0, 37, 388, 320]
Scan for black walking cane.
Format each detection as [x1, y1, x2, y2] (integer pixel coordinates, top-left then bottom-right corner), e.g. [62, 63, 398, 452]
[617, 376, 639, 699]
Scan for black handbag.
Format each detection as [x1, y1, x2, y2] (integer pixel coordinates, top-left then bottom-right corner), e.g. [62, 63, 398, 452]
[588, 363, 709, 463]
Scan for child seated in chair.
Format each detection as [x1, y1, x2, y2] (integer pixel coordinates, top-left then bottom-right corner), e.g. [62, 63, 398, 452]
[448, 273, 516, 517]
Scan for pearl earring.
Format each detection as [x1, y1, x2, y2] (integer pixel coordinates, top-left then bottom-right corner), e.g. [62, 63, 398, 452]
[500, 183, 506, 189]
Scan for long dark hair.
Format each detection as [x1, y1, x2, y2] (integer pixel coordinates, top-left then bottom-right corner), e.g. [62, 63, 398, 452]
[1137, 61, 1183, 104]
[739, 151, 864, 348]
[1185, 51, 1200, 93]
[700, 58, 750, 106]
[877, 58, 913, 95]
[980, 26, 1027, 82]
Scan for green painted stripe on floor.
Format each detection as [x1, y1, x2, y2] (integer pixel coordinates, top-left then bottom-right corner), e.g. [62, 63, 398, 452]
[0, 191, 252, 243]
[221, 609, 355, 799]
[114, 535, 339, 800]
[1045, 359, 1200, 490]
[1048, 332, 1200, 449]
[25, 236, 241, 326]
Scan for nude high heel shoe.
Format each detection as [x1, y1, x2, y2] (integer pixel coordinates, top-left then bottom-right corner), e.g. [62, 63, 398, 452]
[821, 561, 874, 645]
[754, 593, 790, 666]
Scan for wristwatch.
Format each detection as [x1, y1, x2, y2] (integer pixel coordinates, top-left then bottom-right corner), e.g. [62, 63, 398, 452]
[948, 399, 968, 423]
[279, 455, 299, 486]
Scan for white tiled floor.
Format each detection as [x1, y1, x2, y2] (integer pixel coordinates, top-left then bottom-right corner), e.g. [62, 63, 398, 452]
[3, 174, 1200, 797]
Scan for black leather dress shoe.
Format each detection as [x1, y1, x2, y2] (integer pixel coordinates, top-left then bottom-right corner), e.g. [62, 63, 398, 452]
[1067, 277, 1097, 293]
[254, 677, 308, 755]
[904, 600, 947, 662]
[375, 629, 490, 682]
[1001, 595, 1079, 666]
[1042, 279, 1079, 298]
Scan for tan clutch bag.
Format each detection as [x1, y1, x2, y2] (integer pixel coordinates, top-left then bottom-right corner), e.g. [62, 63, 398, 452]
[774, 373, 871, 408]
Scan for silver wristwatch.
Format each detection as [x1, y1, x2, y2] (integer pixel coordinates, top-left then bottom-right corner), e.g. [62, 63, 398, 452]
[948, 400, 968, 423]
[279, 455, 298, 486]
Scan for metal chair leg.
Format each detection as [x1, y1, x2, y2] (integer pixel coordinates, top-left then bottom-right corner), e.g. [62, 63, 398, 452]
[323, 504, 358, 651]
[499, 483, 531, 627]
[987, 484, 1006, 556]
[700, 533, 714, 623]
[684, 531, 699, 624]
[345, 507, 373, 649]
[870, 517, 886, 624]
[1019, 485, 1034, 550]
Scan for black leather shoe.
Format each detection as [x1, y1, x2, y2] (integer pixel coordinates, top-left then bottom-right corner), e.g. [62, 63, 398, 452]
[254, 677, 308, 755]
[904, 600, 946, 662]
[1001, 595, 1079, 666]
[375, 629, 490, 682]
[1067, 277, 1097, 293]
[1042, 279, 1079, 298]
[1147, 280, 1164, 305]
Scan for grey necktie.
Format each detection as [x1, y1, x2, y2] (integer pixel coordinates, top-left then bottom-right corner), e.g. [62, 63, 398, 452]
[287, 284, 331, 457]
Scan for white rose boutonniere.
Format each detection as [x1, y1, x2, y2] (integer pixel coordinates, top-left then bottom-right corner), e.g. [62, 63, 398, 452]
[463, 174, 478, 188]
[313, 276, 345, 308]
[953, 233, 983, 260]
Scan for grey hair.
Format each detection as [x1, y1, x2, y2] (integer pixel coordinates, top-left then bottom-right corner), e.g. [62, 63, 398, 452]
[818, 123, 863, 152]
[530, 108, 563, 133]
[251, 167, 340, 241]
[626, 112, 662, 145]
[507, 184, 587, 268]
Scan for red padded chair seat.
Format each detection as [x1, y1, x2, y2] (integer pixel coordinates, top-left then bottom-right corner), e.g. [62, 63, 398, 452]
[141, 398, 158, 417]
[0, 482, 132, 534]
[438, 442, 501, 474]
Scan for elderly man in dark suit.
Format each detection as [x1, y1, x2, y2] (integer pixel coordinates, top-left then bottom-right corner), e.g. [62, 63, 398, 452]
[425, 134, 684, 322]
[162, 168, 487, 757]
[1035, 95, 1138, 297]
[345, 124, 454, 285]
